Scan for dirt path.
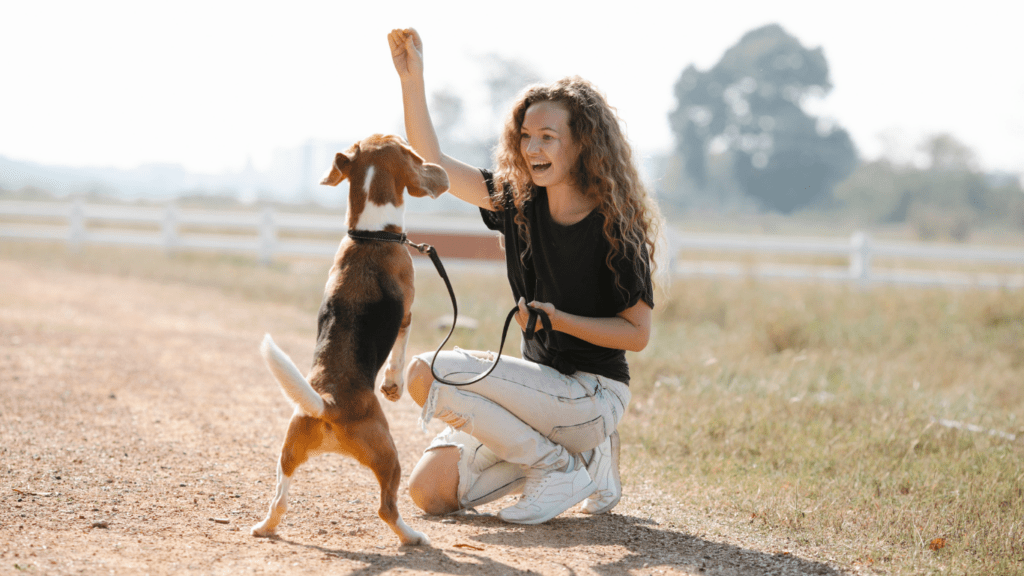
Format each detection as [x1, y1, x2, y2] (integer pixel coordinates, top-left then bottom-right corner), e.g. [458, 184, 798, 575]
[0, 259, 845, 575]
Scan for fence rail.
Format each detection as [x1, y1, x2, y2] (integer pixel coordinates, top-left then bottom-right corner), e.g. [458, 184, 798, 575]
[2, 199, 1023, 288]
[0, 199, 502, 263]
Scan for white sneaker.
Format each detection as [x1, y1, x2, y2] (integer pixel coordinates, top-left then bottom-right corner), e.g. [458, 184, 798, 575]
[580, 431, 621, 514]
[497, 461, 595, 525]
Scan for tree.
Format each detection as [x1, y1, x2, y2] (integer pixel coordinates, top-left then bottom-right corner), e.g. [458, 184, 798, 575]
[832, 133, 1021, 240]
[668, 24, 858, 213]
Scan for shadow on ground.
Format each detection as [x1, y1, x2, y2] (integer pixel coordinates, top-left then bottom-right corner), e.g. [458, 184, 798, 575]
[281, 511, 843, 576]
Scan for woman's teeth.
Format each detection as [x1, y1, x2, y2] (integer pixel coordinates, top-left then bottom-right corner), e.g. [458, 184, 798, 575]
[533, 163, 551, 172]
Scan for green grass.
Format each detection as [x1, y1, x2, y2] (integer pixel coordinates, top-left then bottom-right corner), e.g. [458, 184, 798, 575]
[3, 240, 1023, 574]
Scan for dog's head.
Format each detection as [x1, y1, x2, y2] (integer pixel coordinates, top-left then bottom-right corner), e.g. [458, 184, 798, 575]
[320, 134, 449, 231]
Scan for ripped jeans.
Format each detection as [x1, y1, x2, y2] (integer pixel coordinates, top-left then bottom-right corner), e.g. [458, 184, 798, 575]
[418, 348, 631, 509]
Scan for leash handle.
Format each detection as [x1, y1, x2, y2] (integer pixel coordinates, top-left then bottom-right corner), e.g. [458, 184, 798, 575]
[411, 240, 549, 387]
[522, 303, 552, 341]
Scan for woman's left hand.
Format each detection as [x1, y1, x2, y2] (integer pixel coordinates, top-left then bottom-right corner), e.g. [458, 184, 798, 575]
[515, 297, 557, 333]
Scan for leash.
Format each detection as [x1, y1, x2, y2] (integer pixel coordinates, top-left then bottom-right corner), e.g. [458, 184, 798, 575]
[347, 229, 551, 387]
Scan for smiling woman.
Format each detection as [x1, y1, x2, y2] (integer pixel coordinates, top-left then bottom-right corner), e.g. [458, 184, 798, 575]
[388, 26, 664, 526]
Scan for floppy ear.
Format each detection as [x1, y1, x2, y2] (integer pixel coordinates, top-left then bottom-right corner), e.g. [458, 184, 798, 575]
[393, 138, 449, 198]
[409, 162, 450, 199]
[320, 151, 353, 186]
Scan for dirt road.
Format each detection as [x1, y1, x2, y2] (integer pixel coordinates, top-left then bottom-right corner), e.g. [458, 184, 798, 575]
[0, 258, 844, 575]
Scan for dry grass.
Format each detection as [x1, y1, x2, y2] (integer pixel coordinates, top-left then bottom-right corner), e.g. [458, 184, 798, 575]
[3, 240, 1022, 574]
[630, 278, 1024, 575]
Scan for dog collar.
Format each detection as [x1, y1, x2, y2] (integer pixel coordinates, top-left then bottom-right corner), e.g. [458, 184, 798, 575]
[347, 229, 408, 244]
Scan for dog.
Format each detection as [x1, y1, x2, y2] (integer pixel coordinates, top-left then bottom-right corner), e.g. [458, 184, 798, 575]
[250, 134, 448, 546]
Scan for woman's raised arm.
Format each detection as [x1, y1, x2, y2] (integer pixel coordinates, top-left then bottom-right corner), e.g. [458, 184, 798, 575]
[388, 28, 494, 210]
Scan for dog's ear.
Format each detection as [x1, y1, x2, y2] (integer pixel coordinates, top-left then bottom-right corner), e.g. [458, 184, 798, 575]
[320, 151, 353, 186]
[407, 162, 449, 199]
[393, 139, 449, 199]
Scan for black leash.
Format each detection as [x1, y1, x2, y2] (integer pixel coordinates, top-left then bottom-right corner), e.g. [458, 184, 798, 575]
[347, 229, 550, 386]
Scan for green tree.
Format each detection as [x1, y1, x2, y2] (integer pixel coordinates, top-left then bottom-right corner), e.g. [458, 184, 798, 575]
[832, 133, 1023, 240]
[668, 24, 858, 212]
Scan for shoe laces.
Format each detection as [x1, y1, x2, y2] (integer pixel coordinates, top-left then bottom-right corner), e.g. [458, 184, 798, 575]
[520, 470, 551, 499]
[520, 454, 580, 500]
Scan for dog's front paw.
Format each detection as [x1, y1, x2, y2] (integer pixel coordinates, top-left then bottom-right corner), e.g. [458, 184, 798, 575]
[380, 377, 404, 402]
[380, 363, 405, 401]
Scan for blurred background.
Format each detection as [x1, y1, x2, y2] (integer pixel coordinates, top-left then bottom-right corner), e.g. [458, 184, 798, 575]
[2, 0, 1022, 240]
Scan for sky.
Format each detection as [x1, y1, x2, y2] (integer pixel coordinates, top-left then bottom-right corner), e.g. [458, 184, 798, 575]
[2, 0, 1022, 177]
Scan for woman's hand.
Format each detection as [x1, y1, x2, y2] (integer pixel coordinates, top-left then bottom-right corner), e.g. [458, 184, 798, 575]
[515, 298, 653, 352]
[515, 297, 556, 334]
[388, 28, 423, 81]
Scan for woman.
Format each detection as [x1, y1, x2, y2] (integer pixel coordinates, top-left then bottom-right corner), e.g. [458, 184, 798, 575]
[388, 28, 662, 525]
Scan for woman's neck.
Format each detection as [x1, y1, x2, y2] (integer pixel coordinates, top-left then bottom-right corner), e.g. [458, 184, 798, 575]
[545, 183, 599, 226]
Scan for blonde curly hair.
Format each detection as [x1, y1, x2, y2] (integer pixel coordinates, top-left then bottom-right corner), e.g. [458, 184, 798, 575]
[493, 76, 663, 293]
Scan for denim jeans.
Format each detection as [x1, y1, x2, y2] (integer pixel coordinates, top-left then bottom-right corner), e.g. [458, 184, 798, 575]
[417, 347, 631, 508]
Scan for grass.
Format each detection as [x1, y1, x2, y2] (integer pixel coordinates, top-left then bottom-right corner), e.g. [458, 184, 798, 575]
[2, 240, 1022, 574]
[630, 278, 1024, 574]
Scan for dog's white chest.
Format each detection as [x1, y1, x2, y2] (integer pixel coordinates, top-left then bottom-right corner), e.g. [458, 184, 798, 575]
[351, 201, 405, 231]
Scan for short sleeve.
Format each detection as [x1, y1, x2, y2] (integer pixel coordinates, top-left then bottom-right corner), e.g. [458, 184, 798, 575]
[611, 240, 655, 313]
[478, 169, 505, 231]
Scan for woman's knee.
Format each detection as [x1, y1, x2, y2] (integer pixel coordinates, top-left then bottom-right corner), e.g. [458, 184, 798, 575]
[407, 447, 461, 515]
[406, 350, 497, 408]
[404, 356, 433, 407]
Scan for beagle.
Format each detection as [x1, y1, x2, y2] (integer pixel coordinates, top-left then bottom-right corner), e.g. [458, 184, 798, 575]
[251, 134, 448, 546]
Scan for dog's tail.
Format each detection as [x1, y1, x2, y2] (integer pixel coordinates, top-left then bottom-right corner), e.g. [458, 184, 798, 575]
[259, 334, 326, 418]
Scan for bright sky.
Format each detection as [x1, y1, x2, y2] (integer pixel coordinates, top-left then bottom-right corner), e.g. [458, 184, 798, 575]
[2, 0, 1022, 176]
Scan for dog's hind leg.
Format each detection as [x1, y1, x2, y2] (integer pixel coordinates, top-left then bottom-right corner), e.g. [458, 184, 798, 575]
[250, 460, 293, 537]
[349, 414, 430, 546]
[381, 310, 412, 402]
[251, 415, 319, 537]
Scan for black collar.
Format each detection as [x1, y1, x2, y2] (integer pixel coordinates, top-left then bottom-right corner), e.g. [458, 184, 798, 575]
[347, 229, 408, 244]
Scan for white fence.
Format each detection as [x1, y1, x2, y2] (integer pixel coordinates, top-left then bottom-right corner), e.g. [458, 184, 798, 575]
[0, 199, 494, 264]
[665, 229, 1024, 289]
[2, 199, 1023, 289]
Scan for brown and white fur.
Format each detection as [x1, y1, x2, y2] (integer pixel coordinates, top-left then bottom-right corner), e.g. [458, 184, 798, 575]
[251, 134, 448, 546]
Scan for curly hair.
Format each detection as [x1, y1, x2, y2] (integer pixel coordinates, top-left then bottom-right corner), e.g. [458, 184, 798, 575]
[492, 76, 663, 294]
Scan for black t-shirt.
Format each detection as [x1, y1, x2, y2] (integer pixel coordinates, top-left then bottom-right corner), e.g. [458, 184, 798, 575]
[479, 169, 654, 384]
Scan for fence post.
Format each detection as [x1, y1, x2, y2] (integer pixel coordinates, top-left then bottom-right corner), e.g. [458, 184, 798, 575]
[259, 207, 277, 264]
[849, 231, 872, 284]
[68, 198, 85, 252]
[162, 203, 179, 254]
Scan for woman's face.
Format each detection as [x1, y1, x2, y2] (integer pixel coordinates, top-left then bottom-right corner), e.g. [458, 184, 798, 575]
[519, 100, 578, 193]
